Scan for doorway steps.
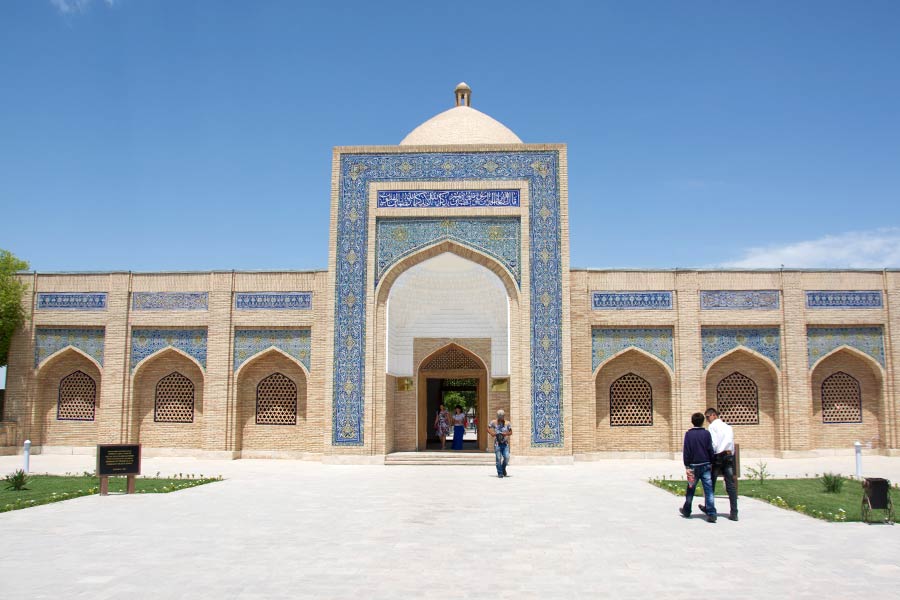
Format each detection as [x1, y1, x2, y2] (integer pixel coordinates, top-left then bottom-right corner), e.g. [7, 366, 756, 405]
[384, 451, 495, 466]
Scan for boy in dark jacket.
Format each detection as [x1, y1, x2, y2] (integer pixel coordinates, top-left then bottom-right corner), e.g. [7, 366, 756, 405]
[680, 412, 717, 522]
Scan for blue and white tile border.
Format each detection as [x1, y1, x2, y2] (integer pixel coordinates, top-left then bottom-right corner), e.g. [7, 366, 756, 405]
[807, 326, 885, 368]
[805, 291, 882, 309]
[592, 328, 675, 372]
[130, 328, 207, 372]
[233, 329, 312, 372]
[700, 290, 779, 310]
[34, 328, 105, 368]
[333, 151, 563, 446]
[36, 293, 107, 311]
[701, 327, 781, 369]
[377, 189, 520, 208]
[235, 292, 312, 310]
[591, 291, 673, 310]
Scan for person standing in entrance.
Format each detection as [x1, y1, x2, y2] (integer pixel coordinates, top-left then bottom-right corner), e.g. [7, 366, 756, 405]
[489, 410, 512, 478]
[434, 403, 451, 450]
[680, 412, 717, 522]
[701, 408, 738, 521]
[451, 405, 467, 450]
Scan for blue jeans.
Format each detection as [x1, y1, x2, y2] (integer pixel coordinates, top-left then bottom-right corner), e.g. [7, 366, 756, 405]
[683, 462, 716, 517]
[495, 443, 510, 476]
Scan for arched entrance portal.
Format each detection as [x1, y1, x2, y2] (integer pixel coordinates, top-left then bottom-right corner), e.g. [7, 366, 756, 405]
[417, 344, 489, 451]
[377, 250, 516, 454]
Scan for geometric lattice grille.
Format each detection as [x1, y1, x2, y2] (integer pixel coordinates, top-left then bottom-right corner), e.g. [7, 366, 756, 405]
[154, 372, 195, 423]
[57, 370, 96, 421]
[609, 372, 653, 426]
[822, 371, 862, 423]
[256, 372, 297, 425]
[421, 346, 481, 371]
[716, 372, 759, 425]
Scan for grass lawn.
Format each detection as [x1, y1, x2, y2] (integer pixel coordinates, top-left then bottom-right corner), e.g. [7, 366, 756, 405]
[1, 474, 222, 513]
[650, 477, 896, 523]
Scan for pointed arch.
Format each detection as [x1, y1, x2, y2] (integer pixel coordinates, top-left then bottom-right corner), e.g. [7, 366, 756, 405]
[593, 346, 674, 381]
[376, 239, 519, 303]
[235, 346, 310, 381]
[36, 345, 103, 375]
[415, 341, 489, 375]
[810, 344, 885, 377]
[132, 345, 205, 380]
[703, 345, 779, 379]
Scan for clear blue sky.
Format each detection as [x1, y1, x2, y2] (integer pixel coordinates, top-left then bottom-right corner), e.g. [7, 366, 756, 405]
[2, 0, 899, 273]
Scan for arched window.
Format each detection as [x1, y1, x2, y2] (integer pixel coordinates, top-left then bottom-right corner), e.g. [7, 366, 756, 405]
[609, 373, 652, 426]
[716, 372, 759, 425]
[821, 371, 862, 423]
[155, 372, 194, 423]
[256, 373, 297, 425]
[58, 370, 96, 421]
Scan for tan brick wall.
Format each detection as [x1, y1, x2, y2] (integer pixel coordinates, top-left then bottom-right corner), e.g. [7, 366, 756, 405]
[235, 351, 312, 452]
[810, 349, 885, 449]
[703, 350, 779, 450]
[132, 349, 205, 449]
[594, 349, 674, 452]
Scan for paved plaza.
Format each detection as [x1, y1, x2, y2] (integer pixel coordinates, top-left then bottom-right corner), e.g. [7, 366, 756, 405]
[1, 453, 899, 599]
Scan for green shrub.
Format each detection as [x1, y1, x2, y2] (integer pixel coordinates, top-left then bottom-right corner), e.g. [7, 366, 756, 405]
[822, 472, 844, 493]
[4, 469, 30, 491]
[745, 461, 771, 484]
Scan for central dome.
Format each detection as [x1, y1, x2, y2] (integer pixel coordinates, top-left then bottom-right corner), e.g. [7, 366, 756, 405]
[399, 83, 522, 146]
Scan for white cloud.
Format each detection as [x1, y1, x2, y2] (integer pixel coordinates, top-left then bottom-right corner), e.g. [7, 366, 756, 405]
[722, 228, 900, 269]
[50, 0, 116, 14]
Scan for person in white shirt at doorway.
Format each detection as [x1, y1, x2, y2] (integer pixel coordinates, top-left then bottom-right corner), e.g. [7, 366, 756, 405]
[701, 408, 739, 521]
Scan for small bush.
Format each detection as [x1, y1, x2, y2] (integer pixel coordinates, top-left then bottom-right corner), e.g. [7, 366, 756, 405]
[4, 469, 30, 491]
[822, 472, 845, 493]
[745, 461, 771, 484]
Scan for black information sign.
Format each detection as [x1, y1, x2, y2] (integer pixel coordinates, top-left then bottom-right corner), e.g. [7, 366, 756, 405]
[97, 444, 141, 476]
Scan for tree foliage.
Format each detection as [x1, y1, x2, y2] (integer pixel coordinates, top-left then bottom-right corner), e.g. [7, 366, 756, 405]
[0, 249, 29, 367]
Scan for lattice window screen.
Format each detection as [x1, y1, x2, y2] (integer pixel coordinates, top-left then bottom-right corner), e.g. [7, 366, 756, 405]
[256, 372, 297, 425]
[609, 373, 653, 426]
[716, 372, 759, 425]
[57, 370, 96, 421]
[155, 372, 195, 423]
[821, 371, 862, 423]
[421, 347, 481, 371]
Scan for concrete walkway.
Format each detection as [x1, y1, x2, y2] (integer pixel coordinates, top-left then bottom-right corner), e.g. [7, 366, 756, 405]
[1, 454, 898, 599]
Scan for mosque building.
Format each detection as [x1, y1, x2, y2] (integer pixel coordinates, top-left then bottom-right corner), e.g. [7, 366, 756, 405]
[2, 84, 898, 462]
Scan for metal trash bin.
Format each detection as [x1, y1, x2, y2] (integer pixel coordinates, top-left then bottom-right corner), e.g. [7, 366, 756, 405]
[861, 477, 894, 524]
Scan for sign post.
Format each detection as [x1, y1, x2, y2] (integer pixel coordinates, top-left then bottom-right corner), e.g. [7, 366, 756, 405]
[96, 444, 141, 495]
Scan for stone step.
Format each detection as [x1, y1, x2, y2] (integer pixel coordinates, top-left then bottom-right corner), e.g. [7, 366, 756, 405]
[384, 452, 495, 466]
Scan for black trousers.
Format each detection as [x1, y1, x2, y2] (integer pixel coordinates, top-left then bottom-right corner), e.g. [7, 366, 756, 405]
[711, 453, 738, 515]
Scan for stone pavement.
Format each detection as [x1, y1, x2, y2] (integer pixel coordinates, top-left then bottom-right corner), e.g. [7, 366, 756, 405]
[1, 453, 898, 599]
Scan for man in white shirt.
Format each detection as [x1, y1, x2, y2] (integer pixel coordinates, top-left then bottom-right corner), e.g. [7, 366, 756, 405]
[700, 408, 738, 521]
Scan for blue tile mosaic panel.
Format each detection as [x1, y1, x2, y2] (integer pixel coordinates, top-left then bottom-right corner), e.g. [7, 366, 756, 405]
[233, 329, 312, 372]
[701, 328, 781, 368]
[807, 326, 885, 367]
[36, 293, 107, 311]
[375, 217, 521, 286]
[35, 328, 105, 367]
[700, 290, 779, 310]
[235, 292, 312, 310]
[805, 291, 883, 309]
[591, 292, 672, 310]
[132, 292, 209, 311]
[592, 328, 674, 371]
[334, 151, 563, 446]
[131, 328, 207, 371]
[376, 189, 520, 208]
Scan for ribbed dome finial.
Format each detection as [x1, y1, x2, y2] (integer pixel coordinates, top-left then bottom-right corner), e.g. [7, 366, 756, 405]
[454, 82, 471, 107]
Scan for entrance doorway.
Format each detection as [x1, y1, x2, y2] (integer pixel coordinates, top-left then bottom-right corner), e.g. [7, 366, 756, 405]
[425, 377, 479, 450]
[417, 344, 488, 452]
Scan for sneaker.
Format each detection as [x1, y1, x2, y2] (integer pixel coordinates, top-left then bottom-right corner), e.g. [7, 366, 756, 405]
[729, 514, 739, 522]
[707, 516, 717, 523]
[502, 468, 508, 476]
[698, 504, 708, 514]
[679, 507, 690, 518]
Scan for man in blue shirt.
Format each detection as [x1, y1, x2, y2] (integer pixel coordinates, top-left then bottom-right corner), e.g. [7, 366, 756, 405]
[680, 412, 717, 523]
